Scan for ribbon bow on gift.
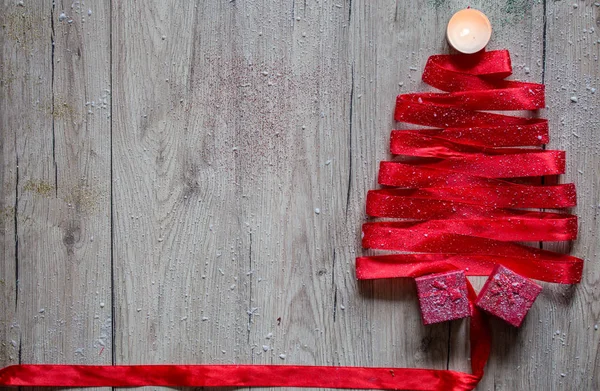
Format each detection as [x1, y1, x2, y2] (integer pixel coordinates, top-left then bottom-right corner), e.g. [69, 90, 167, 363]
[431, 280, 464, 304]
[488, 273, 521, 305]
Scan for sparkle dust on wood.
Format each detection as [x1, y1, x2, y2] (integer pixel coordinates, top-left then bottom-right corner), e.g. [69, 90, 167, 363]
[475, 265, 543, 328]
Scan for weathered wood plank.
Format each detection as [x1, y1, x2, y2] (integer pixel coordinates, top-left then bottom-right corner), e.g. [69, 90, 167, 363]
[111, 0, 249, 367]
[49, 0, 112, 370]
[1, 0, 56, 370]
[111, 1, 352, 382]
[0, 2, 111, 390]
[535, 1, 600, 390]
[240, 0, 352, 372]
[0, 0, 21, 369]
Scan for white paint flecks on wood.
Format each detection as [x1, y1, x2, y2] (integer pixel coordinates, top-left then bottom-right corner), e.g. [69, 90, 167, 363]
[1, 1, 599, 391]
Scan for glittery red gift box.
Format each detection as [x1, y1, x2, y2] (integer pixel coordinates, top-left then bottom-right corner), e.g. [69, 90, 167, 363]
[415, 270, 471, 325]
[475, 264, 543, 327]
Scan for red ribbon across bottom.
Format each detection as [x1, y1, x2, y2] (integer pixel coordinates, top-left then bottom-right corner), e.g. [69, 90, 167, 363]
[0, 266, 489, 390]
[0, 365, 478, 390]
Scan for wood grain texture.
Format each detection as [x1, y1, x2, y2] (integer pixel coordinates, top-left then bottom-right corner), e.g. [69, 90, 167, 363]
[1, 0, 55, 370]
[110, 0, 352, 371]
[0, 0, 21, 369]
[0, 2, 111, 391]
[1, 1, 599, 390]
[537, 1, 600, 389]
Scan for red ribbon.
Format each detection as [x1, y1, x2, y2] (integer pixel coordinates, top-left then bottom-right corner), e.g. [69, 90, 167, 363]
[363, 49, 581, 289]
[368, 185, 575, 209]
[356, 253, 582, 284]
[0, 363, 481, 390]
[0, 264, 490, 390]
[396, 123, 549, 148]
[363, 214, 578, 242]
[380, 151, 565, 179]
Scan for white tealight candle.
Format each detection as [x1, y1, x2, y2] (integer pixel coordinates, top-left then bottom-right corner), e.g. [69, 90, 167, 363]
[446, 8, 492, 54]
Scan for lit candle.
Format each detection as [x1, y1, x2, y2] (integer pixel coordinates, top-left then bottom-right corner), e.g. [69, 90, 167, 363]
[446, 8, 492, 54]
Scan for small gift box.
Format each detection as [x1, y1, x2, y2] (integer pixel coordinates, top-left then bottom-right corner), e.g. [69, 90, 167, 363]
[415, 270, 471, 325]
[475, 264, 543, 327]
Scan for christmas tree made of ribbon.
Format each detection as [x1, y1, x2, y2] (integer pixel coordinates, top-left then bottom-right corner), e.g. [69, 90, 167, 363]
[356, 49, 583, 320]
[0, 50, 584, 391]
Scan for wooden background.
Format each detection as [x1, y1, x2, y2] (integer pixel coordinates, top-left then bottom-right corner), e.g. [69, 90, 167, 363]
[1, 1, 599, 390]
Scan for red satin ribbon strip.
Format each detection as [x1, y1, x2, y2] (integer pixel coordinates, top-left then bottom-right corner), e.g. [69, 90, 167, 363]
[389, 131, 550, 158]
[362, 214, 578, 242]
[361, 229, 578, 259]
[366, 192, 575, 221]
[381, 151, 565, 179]
[367, 185, 575, 209]
[400, 87, 544, 111]
[378, 161, 552, 188]
[366, 196, 566, 221]
[398, 123, 549, 148]
[395, 99, 543, 128]
[355, 254, 583, 284]
[421, 50, 537, 93]
[0, 363, 481, 390]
